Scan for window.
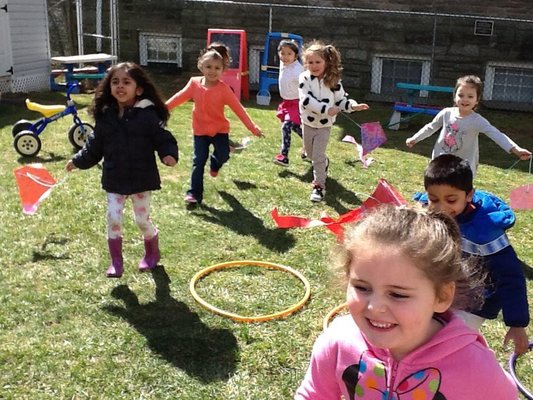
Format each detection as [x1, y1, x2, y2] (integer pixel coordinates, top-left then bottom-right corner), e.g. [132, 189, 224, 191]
[248, 45, 264, 85]
[139, 32, 182, 67]
[371, 54, 431, 95]
[484, 62, 533, 104]
[474, 20, 494, 36]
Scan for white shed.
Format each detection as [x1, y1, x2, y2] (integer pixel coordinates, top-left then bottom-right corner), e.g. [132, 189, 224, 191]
[0, 0, 51, 93]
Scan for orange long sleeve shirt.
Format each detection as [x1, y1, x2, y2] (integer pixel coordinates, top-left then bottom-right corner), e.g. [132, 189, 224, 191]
[166, 77, 260, 137]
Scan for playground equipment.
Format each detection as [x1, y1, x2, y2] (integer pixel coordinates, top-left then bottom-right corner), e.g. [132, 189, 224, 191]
[323, 303, 348, 331]
[256, 32, 303, 106]
[51, 0, 118, 92]
[388, 82, 454, 130]
[12, 82, 93, 157]
[190, 260, 310, 322]
[508, 342, 533, 399]
[50, 53, 116, 92]
[75, 0, 119, 56]
[207, 28, 249, 100]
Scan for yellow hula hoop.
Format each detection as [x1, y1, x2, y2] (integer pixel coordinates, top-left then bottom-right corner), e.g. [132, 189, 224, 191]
[189, 260, 311, 323]
[323, 302, 348, 331]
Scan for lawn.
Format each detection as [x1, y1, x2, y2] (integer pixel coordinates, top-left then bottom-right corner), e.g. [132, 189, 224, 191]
[0, 73, 532, 399]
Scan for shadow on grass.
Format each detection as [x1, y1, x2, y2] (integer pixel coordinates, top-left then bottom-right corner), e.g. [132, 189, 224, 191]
[32, 234, 70, 261]
[16, 152, 67, 164]
[232, 179, 258, 190]
[279, 169, 364, 215]
[102, 267, 238, 383]
[521, 260, 533, 281]
[197, 190, 296, 253]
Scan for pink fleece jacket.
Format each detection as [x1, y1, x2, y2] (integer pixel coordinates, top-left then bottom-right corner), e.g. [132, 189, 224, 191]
[295, 313, 517, 399]
[166, 77, 261, 137]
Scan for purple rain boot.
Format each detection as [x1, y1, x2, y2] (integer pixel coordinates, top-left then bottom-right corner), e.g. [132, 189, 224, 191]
[138, 232, 160, 272]
[106, 237, 123, 278]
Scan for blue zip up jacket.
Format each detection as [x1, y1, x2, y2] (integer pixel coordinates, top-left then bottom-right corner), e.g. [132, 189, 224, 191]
[415, 190, 529, 327]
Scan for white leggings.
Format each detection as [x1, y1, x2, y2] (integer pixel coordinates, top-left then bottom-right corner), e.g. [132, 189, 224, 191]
[106, 191, 156, 240]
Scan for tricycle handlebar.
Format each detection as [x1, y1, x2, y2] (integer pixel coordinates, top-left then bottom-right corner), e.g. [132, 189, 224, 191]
[66, 82, 80, 99]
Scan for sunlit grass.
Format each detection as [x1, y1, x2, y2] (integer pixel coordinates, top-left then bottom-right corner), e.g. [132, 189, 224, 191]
[0, 76, 532, 398]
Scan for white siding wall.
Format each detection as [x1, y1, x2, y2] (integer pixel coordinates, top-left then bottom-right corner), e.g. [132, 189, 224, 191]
[0, 1, 13, 77]
[0, 0, 50, 92]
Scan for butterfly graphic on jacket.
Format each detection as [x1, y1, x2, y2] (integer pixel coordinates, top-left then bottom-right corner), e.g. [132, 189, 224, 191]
[342, 351, 446, 399]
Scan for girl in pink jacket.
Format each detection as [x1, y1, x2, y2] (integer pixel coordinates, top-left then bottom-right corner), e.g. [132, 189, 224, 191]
[295, 205, 518, 400]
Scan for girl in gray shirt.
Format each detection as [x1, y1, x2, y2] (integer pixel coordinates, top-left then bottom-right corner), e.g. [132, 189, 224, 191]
[406, 75, 530, 176]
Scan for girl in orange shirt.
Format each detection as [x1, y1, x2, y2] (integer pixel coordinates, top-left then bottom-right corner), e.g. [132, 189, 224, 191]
[166, 43, 263, 204]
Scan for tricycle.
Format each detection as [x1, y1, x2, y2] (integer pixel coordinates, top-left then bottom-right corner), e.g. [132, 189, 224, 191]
[12, 82, 94, 157]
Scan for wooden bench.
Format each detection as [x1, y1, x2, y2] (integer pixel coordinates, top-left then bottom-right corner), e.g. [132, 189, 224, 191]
[50, 66, 99, 76]
[50, 67, 105, 91]
[389, 82, 454, 130]
[71, 73, 106, 80]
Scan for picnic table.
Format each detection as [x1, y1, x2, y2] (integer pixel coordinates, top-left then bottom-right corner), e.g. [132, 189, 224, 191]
[50, 53, 117, 91]
[388, 82, 454, 130]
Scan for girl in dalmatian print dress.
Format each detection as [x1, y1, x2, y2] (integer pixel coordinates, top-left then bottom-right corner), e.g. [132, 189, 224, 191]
[299, 40, 369, 202]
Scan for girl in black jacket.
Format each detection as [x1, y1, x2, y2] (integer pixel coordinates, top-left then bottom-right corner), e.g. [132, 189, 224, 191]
[66, 62, 179, 278]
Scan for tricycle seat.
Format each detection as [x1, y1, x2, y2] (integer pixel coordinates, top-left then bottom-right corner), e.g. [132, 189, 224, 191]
[25, 99, 66, 118]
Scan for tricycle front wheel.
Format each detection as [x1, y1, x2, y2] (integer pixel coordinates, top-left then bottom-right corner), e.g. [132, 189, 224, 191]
[68, 122, 94, 150]
[12, 120, 33, 137]
[14, 131, 41, 157]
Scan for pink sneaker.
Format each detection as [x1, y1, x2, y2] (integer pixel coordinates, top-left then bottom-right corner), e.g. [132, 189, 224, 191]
[273, 154, 289, 167]
[184, 193, 197, 204]
[209, 169, 219, 177]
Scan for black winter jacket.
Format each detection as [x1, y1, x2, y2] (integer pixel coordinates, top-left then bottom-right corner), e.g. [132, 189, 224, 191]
[73, 100, 179, 195]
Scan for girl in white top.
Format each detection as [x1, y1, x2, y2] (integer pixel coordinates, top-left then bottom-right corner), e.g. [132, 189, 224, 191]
[406, 75, 531, 177]
[273, 39, 305, 167]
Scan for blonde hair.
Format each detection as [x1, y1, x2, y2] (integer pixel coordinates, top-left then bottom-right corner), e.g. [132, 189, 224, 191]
[334, 205, 483, 311]
[302, 40, 343, 89]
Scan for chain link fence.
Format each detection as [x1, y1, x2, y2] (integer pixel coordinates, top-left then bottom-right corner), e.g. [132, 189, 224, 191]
[68, 0, 533, 110]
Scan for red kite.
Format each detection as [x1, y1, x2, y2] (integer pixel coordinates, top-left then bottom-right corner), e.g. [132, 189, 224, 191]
[272, 179, 407, 241]
[14, 165, 57, 215]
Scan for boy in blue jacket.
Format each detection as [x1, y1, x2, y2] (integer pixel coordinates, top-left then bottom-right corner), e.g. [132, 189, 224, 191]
[417, 154, 530, 354]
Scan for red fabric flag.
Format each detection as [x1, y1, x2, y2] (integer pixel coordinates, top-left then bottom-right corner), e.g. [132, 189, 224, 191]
[14, 165, 57, 215]
[272, 179, 407, 241]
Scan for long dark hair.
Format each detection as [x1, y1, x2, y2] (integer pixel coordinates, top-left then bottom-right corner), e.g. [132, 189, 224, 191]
[89, 61, 169, 123]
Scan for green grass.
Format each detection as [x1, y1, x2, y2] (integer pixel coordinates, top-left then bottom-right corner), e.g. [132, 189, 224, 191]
[1, 76, 532, 399]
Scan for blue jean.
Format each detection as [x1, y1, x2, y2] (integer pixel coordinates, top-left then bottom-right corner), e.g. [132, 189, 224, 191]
[188, 133, 230, 203]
